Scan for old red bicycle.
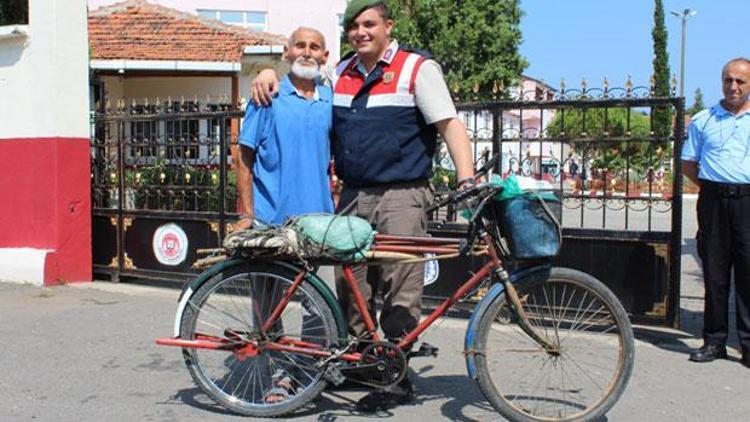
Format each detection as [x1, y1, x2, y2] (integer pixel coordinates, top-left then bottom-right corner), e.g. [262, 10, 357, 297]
[156, 159, 635, 421]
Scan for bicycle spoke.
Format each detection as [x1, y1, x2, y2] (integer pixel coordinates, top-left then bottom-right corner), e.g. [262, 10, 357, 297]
[272, 356, 315, 387]
[561, 305, 609, 346]
[527, 292, 549, 341]
[191, 300, 249, 336]
[542, 285, 561, 346]
[563, 351, 606, 395]
[222, 355, 249, 396]
[239, 359, 257, 402]
[512, 354, 552, 410]
[276, 350, 320, 375]
[230, 357, 256, 399]
[236, 276, 257, 333]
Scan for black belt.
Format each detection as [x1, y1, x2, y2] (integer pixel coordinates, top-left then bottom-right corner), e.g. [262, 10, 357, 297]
[701, 180, 750, 197]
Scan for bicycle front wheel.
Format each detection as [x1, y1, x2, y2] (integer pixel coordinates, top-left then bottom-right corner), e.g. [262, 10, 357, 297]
[180, 263, 339, 417]
[474, 267, 634, 422]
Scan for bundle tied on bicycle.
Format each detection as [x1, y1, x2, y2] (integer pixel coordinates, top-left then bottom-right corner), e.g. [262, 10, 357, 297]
[220, 214, 377, 264]
[480, 174, 563, 260]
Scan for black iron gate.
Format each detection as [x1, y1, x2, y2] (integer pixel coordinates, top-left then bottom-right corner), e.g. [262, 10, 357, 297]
[91, 98, 243, 281]
[427, 82, 685, 326]
[91, 84, 685, 326]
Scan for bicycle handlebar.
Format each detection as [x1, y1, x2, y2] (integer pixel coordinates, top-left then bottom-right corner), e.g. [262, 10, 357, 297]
[425, 181, 503, 213]
[426, 152, 503, 213]
[426, 184, 477, 213]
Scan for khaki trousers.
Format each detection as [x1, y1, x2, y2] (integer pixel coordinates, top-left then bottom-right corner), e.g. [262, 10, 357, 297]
[335, 181, 433, 340]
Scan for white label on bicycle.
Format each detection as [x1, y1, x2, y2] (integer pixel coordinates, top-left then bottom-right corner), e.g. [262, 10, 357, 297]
[153, 223, 188, 266]
[424, 253, 439, 286]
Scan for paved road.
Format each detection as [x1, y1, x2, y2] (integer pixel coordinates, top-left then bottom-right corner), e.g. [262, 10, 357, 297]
[1, 197, 748, 421]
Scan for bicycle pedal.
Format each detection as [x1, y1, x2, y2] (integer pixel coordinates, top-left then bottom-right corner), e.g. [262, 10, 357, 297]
[407, 342, 439, 359]
[323, 365, 346, 386]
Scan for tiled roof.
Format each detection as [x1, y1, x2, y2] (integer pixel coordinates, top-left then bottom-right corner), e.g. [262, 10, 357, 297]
[89, 0, 286, 63]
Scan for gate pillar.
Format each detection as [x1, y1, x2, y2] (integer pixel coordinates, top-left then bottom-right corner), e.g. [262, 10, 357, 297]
[0, 0, 91, 285]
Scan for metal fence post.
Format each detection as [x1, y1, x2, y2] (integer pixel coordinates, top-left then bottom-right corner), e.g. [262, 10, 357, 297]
[669, 97, 686, 328]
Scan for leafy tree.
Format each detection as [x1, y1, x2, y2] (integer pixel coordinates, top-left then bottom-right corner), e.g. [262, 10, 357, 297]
[686, 87, 705, 116]
[651, 0, 673, 138]
[546, 108, 663, 174]
[547, 108, 650, 139]
[0, 0, 28, 25]
[342, 0, 528, 101]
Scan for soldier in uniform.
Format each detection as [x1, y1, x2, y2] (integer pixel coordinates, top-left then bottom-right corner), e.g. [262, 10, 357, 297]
[251, 0, 475, 410]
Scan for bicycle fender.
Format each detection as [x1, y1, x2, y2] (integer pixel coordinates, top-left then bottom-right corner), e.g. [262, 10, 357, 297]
[173, 257, 245, 337]
[464, 265, 552, 379]
[172, 258, 349, 341]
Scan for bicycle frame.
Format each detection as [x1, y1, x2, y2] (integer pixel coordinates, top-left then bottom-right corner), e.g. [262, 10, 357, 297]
[154, 167, 635, 420]
[156, 231, 507, 363]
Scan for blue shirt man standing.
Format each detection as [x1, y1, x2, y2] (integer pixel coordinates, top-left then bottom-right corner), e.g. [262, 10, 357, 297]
[682, 57, 750, 368]
[233, 27, 335, 405]
[236, 27, 334, 229]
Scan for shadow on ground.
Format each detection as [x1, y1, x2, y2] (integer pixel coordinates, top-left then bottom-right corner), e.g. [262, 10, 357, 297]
[174, 367, 610, 421]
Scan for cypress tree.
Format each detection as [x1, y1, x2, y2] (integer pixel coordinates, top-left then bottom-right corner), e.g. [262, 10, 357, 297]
[687, 87, 705, 116]
[651, 0, 673, 139]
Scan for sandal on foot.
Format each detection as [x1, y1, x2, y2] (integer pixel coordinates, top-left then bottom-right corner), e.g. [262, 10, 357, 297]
[264, 375, 295, 404]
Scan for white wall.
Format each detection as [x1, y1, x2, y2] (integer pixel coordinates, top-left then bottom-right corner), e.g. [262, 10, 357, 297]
[114, 76, 232, 100]
[88, 0, 348, 63]
[266, 0, 347, 64]
[0, 0, 89, 139]
[101, 73, 257, 105]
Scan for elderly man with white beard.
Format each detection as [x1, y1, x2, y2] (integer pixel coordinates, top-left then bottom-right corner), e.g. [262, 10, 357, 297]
[235, 27, 334, 230]
[233, 27, 335, 405]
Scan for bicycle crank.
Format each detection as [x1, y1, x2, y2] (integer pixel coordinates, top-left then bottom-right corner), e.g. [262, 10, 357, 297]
[340, 341, 408, 388]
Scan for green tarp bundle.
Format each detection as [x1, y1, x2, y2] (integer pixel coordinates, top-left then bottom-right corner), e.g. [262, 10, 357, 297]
[290, 214, 376, 262]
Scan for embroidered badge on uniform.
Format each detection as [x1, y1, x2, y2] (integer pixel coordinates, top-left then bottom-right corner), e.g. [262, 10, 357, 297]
[383, 48, 394, 61]
[383, 72, 395, 84]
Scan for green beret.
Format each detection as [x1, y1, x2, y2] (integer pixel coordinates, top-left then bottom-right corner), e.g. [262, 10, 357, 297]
[343, 0, 385, 30]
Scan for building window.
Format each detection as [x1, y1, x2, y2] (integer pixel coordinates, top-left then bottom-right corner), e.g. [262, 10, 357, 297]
[197, 9, 267, 31]
[0, 0, 28, 25]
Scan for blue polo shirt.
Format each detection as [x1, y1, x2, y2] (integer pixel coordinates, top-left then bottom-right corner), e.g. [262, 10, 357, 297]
[682, 103, 750, 184]
[238, 75, 334, 224]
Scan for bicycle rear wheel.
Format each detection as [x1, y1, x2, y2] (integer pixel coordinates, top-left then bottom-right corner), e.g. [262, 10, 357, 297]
[180, 263, 339, 417]
[474, 267, 634, 422]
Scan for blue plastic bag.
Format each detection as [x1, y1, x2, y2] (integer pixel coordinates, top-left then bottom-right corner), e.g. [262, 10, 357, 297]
[499, 193, 562, 259]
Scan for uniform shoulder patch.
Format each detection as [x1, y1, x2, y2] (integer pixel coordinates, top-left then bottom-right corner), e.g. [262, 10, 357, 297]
[398, 45, 434, 60]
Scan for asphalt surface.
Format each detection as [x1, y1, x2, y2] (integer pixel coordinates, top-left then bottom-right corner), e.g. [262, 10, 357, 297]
[1, 197, 749, 421]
